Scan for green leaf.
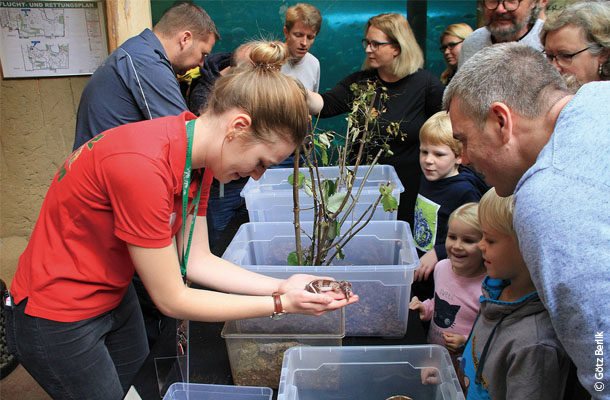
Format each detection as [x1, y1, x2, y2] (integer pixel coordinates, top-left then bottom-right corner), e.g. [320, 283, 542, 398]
[288, 172, 305, 188]
[381, 194, 398, 212]
[325, 180, 336, 197]
[380, 184, 398, 212]
[317, 132, 332, 148]
[335, 245, 345, 260]
[304, 178, 313, 197]
[327, 219, 338, 240]
[287, 252, 299, 266]
[321, 148, 328, 165]
[327, 192, 347, 214]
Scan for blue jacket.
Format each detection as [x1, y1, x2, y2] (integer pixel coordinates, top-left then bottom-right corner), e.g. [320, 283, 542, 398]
[73, 29, 187, 150]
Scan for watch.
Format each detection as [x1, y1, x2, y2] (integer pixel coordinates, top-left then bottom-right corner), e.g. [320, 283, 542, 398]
[270, 292, 286, 320]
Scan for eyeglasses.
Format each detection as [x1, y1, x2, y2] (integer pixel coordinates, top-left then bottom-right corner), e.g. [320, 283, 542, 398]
[544, 47, 591, 67]
[484, 0, 522, 11]
[362, 39, 396, 51]
[440, 40, 464, 52]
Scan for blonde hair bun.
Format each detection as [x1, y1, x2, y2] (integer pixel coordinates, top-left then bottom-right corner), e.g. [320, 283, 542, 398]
[249, 40, 288, 72]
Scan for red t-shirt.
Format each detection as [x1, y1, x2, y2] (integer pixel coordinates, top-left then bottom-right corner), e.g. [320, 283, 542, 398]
[11, 112, 213, 322]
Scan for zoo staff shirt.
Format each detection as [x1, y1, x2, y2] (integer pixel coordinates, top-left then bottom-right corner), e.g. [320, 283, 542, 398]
[12, 112, 213, 322]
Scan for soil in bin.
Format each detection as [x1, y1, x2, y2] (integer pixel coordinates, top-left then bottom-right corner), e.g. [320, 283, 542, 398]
[347, 281, 405, 337]
[268, 238, 408, 337]
[231, 340, 300, 388]
[232, 340, 340, 391]
[229, 312, 340, 388]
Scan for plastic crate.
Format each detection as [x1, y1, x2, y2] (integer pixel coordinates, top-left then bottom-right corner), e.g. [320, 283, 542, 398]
[221, 309, 344, 389]
[240, 165, 404, 222]
[162, 382, 273, 400]
[277, 345, 465, 400]
[222, 220, 419, 337]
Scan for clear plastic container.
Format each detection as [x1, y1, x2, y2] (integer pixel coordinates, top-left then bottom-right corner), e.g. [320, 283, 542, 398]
[222, 221, 419, 337]
[221, 309, 344, 389]
[277, 345, 465, 400]
[162, 382, 273, 400]
[240, 165, 404, 222]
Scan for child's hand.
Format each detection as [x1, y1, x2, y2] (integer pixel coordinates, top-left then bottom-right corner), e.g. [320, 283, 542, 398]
[414, 250, 438, 281]
[409, 296, 426, 320]
[420, 367, 440, 385]
[442, 332, 467, 353]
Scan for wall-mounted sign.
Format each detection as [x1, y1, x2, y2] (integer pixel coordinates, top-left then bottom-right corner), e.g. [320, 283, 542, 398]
[0, 1, 107, 78]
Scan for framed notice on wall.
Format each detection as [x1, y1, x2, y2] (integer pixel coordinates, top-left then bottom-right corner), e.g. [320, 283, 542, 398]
[0, 1, 108, 78]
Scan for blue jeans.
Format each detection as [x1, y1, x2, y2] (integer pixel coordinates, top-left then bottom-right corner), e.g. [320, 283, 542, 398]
[206, 183, 248, 248]
[6, 283, 149, 400]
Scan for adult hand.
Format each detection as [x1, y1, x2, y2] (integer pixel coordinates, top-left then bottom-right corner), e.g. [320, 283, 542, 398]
[409, 296, 426, 320]
[442, 332, 467, 353]
[414, 250, 438, 281]
[281, 288, 359, 316]
[277, 274, 334, 294]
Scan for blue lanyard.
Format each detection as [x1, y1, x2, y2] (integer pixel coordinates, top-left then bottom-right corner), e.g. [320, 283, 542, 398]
[181, 119, 203, 277]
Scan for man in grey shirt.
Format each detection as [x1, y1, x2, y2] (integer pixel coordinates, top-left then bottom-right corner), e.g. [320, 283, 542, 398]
[459, 0, 544, 67]
[281, 3, 321, 93]
[445, 42, 609, 399]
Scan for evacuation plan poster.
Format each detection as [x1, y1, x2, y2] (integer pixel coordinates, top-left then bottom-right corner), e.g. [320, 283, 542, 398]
[0, 1, 108, 77]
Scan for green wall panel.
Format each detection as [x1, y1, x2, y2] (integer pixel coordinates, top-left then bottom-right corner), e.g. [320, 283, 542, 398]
[151, 1, 477, 134]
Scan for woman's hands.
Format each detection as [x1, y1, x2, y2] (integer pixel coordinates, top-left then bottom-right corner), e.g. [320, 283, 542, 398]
[278, 274, 359, 316]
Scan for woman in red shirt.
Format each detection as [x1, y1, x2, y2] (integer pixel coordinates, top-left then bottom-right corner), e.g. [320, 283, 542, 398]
[6, 44, 357, 400]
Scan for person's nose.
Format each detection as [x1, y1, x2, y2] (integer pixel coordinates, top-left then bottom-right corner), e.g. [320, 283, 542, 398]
[250, 166, 266, 181]
[443, 47, 451, 55]
[477, 240, 485, 253]
[495, 1, 508, 13]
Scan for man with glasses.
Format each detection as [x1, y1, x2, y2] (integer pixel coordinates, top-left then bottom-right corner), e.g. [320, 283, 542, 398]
[458, 0, 544, 67]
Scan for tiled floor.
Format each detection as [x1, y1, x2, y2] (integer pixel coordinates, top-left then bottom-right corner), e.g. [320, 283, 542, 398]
[1, 364, 51, 400]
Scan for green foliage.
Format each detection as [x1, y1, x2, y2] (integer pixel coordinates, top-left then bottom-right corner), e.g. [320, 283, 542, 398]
[289, 80, 406, 266]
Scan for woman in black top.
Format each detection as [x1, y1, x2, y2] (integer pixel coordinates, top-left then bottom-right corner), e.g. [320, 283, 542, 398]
[308, 13, 444, 226]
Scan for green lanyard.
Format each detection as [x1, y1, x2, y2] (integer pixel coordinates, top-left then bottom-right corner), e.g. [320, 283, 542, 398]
[181, 119, 204, 277]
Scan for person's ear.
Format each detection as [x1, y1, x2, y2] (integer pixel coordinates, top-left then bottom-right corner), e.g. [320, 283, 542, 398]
[226, 113, 252, 141]
[455, 153, 463, 165]
[489, 102, 512, 145]
[393, 44, 400, 57]
[283, 26, 289, 39]
[179, 31, 193, 50]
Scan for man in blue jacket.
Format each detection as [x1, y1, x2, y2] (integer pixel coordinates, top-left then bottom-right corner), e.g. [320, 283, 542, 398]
[73, 3, 218, 149]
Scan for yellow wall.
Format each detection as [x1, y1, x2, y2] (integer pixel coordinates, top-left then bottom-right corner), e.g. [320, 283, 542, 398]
[0, 76, 88, 283]
[0, 0, 151, 286]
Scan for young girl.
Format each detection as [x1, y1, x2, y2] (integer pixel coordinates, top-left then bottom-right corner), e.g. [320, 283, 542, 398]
[410, 202, 485, 370]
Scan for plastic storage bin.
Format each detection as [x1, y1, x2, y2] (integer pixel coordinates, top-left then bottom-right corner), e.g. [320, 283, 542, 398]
[222, 220, 419, 337]
[277, 345, 465, 400]
[240, 165, 404, 222]
[221, 309, 344, 389]
[163, 382, 273, 400]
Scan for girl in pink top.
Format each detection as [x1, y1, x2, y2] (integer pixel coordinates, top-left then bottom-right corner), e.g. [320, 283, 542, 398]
[410, 202, 485, 369]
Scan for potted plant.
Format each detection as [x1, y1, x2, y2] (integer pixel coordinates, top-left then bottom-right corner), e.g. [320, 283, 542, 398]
[289, 80, 404, 266]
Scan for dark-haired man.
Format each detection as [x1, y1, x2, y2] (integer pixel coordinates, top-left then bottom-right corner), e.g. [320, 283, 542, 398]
[73, 3, 218, 149]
